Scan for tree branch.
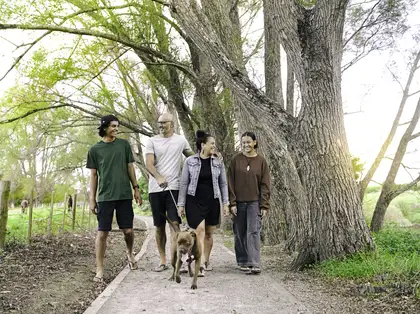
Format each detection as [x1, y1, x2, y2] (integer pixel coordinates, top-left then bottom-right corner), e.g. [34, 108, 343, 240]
[409, 131, 420, 141]
[0, 23, 197, 80]
[0, 30, 52, 81]
[171, 0, 294, 132]
[343, 0, 381, 48]
[389, 174, 420, 200]
[0, 102, 154, 136]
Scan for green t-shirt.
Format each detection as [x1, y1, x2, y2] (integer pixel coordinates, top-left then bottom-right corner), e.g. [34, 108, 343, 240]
[86, 138, 134, 202]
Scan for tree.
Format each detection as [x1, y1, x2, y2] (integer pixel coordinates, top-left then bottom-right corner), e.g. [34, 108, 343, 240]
[171, 0, 374, 268]
[359, 51, 420, 201]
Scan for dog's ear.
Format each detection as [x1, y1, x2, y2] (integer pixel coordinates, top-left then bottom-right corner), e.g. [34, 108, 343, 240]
[190, 231, 196, 238]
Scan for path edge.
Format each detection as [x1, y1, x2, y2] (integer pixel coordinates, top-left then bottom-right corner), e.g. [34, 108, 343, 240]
[83, 217, 152, 314]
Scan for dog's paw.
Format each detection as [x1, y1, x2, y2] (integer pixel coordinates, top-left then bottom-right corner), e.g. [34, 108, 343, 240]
[176, 276, 181, 283]
[169, 275, 175, 281]
[190, 284, 197, 290]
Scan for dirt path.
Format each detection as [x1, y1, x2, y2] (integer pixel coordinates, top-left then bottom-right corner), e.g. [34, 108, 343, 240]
[86, 231, 309, 313]
[85, 216, 420, 314]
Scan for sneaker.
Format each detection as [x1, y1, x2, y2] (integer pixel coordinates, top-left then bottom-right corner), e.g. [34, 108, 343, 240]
[245, 267, 261, 275]
[239, 266, 250, 271]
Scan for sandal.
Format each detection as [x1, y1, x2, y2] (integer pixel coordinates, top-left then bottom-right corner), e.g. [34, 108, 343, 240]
[127, 259, 138, 270]
[93, 276, 104, 283]
[154, 264, 169, 272]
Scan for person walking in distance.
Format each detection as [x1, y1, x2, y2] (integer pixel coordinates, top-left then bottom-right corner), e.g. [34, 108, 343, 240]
[86, 115, 142, 282]
[145, 113, 194, 272]
[228, 131, 271, 275]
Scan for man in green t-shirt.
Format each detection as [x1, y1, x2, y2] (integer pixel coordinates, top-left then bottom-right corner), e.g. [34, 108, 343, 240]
[86, 115, 141, 282]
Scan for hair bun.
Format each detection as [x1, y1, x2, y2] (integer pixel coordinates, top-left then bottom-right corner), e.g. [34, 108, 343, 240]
[196, 130, 206, 138]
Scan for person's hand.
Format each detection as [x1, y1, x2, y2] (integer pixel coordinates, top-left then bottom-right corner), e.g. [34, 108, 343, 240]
[214, 149, 224, 162]
[230, 206, 237, 216]
[223, 205, 229, 217]
[134, 188, 142, 206]
[261, 209, 267, 218]
[178, 206, 185, 218]
[156, 175, 168, 188]
[90, 200, 98, 215]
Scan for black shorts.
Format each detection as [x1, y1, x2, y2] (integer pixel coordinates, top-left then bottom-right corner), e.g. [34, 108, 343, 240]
[97, 199, 134, 231]
[149, 190, 181, 227]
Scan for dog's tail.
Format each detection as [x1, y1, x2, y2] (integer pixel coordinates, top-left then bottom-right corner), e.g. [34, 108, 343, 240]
[161, 213, 180, 233]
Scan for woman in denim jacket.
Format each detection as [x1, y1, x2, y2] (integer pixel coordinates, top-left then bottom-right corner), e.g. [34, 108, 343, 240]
[177, 130, 229, 276]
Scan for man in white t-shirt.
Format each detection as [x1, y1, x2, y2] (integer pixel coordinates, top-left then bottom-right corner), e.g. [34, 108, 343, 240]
[145, 113, 194, 272]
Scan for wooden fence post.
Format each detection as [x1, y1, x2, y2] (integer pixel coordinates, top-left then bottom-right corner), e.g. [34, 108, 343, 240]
[61, 192, 67, 232]
[27, 188, 34, 244]
[0, 181, 11, 250]
[81, 196, 86, 227]
[47, 191, 54, 236]
[71, 194, 77, 230]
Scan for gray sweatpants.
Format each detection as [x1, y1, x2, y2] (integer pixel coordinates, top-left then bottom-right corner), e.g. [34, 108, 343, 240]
[233, 201, 261, 267]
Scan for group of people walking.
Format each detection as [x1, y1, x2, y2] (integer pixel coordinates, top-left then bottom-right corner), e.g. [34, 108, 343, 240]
[86, 113, 271, 281]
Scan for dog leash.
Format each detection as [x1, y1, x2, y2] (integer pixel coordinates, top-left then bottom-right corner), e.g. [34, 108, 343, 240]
[162, 185, 189, 229]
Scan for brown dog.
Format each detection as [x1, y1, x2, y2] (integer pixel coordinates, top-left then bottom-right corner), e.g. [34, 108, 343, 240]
[164, 216, 201, 289]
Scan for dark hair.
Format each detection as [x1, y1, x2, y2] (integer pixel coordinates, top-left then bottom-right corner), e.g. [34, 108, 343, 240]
[98, 115, 119, 137]
[241, 131, 258, 148]
[195, 130, 212, 152]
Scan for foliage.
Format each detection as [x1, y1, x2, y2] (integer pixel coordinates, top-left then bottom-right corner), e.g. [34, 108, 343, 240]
[6, 206, 95, 243]
[314, 226, 420, 282]
[343, 0, 415, 70]
[365, 185, 381, 193]
[351, 155, 365, 180]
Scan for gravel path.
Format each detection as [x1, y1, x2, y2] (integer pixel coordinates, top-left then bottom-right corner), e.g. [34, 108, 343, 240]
[84, 216, 310, 314]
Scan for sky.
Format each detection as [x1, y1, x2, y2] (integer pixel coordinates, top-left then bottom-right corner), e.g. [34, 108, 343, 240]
[1, 2, 420, 184]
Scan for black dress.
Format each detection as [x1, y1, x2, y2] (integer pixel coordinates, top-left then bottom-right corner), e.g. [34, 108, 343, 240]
[186, 157, 220, 229]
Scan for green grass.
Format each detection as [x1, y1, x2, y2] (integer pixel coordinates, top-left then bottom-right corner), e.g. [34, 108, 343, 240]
[314, 227, 420, 284]
[6, 206, 95, 243]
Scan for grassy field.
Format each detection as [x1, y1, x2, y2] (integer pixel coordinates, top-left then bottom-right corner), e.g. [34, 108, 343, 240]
[4, 199, 153, 245]
[6, 206, 96, 243]
[363, 190, 420, 226]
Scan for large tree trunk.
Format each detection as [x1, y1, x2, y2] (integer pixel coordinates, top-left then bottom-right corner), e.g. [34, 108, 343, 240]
[263, 0, 284, 105]
[359, 51, 420, 200]
[286, 55, 295, 116]
[172, 0, 374, 269]
[370, 96, 420, 232]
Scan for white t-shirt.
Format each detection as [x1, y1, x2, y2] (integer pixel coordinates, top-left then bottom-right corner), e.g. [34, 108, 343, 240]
[145, 133, 192, 193]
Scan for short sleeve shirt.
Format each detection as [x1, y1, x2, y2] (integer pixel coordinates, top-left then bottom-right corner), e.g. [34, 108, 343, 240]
[145, 134, 191, 193]
[86, 138, 134, 201]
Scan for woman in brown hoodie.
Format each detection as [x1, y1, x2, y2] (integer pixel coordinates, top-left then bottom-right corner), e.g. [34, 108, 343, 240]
[227, 131, 271, 274]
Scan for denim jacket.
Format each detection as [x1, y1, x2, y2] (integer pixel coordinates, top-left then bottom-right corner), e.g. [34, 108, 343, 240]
[177, 153, 229, 207]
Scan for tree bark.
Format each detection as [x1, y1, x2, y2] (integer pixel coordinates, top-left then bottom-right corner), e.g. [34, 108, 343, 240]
[370, 96, 420, 232]
[359, 51, 420, 200]
[286, 55, 295, 115]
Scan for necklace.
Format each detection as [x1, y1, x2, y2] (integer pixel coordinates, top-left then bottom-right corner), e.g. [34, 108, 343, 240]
[243, 153, 257, 171]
